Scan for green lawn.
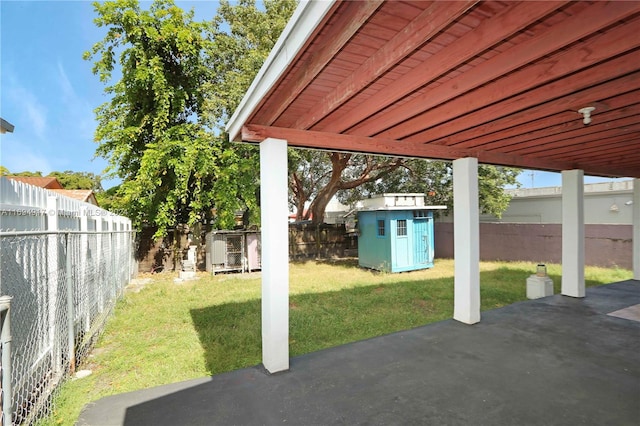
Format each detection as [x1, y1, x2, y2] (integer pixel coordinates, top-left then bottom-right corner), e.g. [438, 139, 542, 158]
[44, 259, 632, 425]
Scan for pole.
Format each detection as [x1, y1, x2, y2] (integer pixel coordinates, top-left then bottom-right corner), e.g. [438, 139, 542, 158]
[0, 296, 14, 426]
[65, 234, 76, 373]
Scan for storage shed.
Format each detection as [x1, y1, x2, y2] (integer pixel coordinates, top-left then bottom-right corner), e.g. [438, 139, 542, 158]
[205, 230, 261, 273]
[357, 194, 446, 273]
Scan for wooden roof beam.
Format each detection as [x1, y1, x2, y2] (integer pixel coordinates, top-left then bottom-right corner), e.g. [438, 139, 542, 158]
[435, 78, 640, 147]
[243, 124, 463, 160]
[587, 153, 640, 169]
[560, 164, 638, 179]
[576, 158, 640, 177]
[444, 91, 640, 148]
[226, 1, 338, 141]
[241, 124, 639, 178]
[375, 10, 640, 140]
[497, 115, 640, 154]
[405, 51, 640, 144]
[316, 1, 568, 134]
[292, 0, 478, 131]
[537, 134, 640, 158]
[243, 124, 582, 173]
[475, 105, 640, 152]
[256, 0, 384, 126]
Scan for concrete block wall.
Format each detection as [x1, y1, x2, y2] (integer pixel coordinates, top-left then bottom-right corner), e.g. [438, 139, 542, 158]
[434, 222, 632, 269]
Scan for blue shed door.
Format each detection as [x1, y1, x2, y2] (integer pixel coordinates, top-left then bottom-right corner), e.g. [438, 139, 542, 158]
[413, 218, 431, 264]
[393, 216, 410, 269]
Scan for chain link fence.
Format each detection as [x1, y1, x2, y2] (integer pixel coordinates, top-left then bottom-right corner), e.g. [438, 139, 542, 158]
[1, 295, 13, 426]
[0, 230, 135, 425]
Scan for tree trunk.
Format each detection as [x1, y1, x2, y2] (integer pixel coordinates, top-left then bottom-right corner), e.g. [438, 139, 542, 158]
[300, 152, 405, 224]
[309, 184, 339, 224]
[291, 173, 309, 221]
[172, 227, 180, 271]
[308, 153, 350, 224]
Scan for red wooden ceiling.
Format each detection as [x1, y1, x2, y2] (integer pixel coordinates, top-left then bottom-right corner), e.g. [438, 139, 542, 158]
[236, 0, 640, 178]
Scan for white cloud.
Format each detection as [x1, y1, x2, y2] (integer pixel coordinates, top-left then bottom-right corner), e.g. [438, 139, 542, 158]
[24, 99, 48, 141]
[10, 87, 48, 141]
[3, 71, 49, 142]
[56, 61, 97, 140]
[57, 61, 77, 102]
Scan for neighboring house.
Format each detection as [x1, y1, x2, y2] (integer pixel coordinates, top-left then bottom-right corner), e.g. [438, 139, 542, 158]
[487, 180, 634, 225]
[5, 176, 99, 206]
[5, 176, 64, 189]
[437, 180, 634, 225]
[356, 194, 446, 273]
[289, 198, 351, 224]
[435, 180, 634, 269]
[324, 198, 351, 224]
[0, 117, 15, 134]
[50, 189, 99, 206]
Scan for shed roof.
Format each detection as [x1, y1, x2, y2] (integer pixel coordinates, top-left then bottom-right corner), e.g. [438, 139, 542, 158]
[357, 206, 447, 212]
[227, 1, 640, 179]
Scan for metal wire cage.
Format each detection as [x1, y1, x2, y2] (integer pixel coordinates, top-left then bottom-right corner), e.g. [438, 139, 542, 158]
[205, 231, 261, 273]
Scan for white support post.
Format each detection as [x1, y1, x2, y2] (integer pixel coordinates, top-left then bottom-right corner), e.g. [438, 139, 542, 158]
[453, 157, 481, 325]
[633, 178, 639, 280]
[561, 170, 585, 297]
[260, 138, 289, 373]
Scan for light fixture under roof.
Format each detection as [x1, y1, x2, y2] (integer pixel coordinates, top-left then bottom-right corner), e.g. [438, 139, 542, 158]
[578, 106, 596, 125]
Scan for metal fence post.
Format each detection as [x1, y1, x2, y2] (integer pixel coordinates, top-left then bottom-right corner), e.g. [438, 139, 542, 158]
[127, 228, 132, 282]
[65, 234, 76, 373]
[111, 227, 116, 299]
[0, 295, 14, 426]
[47, 195, 62, 376]
[80, 207, 90, 333]
[96, 219, 104, 315]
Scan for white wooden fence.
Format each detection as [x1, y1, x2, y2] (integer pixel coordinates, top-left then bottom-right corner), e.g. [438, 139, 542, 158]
[0, 177, 135, 425]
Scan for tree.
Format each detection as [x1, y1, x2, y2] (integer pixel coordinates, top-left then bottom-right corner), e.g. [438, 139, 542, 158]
[85, 0, 296, 236]
[202, 0, 297, 226]
[289, 151, 520, 223]
[0, 168, 104, 191]
[203, 0, 297, 127]
[339, 158, 521, 218]
[289, 150, 404, 223]
[2, 170, 43, 177]
[95, 185, 120, 211]
[0, 167, 104, 189]
[289, 150, 332, 220]
[48, 171, 103, 191]
[85, 0, 214, 234]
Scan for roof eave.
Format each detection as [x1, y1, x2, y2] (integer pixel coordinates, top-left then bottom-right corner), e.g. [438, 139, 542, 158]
[358, 206, 448, 212]
[0, 118, 15, 134]
[225, 0, 336, 142]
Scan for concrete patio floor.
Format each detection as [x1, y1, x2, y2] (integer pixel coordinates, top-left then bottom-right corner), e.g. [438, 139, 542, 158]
[78, 280, 640, 426]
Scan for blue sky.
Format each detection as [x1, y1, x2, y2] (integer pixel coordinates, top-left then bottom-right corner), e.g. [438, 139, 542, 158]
[0, 0, 217, 188]
[0, 1, 631, 190]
